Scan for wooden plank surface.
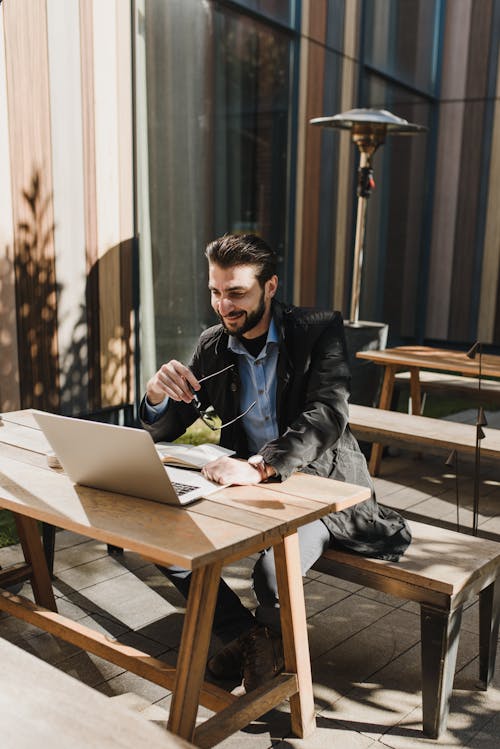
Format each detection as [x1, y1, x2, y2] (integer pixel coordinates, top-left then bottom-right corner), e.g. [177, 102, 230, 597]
[357, 346, 500, 379]
[0, 453, 269, 569]
[349, 404, 500, 459]
[0, 638, 195, 749]
[0, 416, 53, 453]
[320, 520, 500, 598]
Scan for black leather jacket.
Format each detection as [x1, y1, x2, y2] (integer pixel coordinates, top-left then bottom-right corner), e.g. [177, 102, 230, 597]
[140, 301, 411, 560]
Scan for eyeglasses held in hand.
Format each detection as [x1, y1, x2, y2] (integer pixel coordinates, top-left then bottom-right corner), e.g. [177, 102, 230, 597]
[189, 364, 256, 431]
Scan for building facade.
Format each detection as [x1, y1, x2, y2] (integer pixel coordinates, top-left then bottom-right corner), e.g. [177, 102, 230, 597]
[1, 0, 499, 415]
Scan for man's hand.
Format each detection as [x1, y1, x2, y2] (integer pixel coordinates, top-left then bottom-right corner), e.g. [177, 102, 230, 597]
[146, 360, 200, 405]
[201, 456, 263, 485]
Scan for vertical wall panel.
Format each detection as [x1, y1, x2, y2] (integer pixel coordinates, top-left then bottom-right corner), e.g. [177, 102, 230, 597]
[425, 0, 472, 339]
[0, 6, 20, 411]
[3, 0, 60, 410]
[47, 0, 89, 415]
[332, 0, 360, 312]
[93, 0, 123, 408]
[292, 0, 310, 303]
[479, 48, 500, 342]
[79, 0, 100, 410]
[116, 0, 135, 406]
[295, 0, 327, 306]
[449, 2, 493, 340]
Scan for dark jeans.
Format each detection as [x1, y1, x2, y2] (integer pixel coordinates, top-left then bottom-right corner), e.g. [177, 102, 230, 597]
[157, 518, 331, 643]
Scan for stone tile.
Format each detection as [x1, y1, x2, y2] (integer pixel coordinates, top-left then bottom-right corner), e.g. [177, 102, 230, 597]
[132, 564, 188, 608]
[56, 630, 171, 688]
[54, 529, 91, 551]
[372, 478, 408, 500]
[0, 541, 24, 567]
[479, 515, 500, 535]
[65, 571, 181, 631]
[408, 493, 463, 520]
[0, 610, 47, 642]
[95, 668, 171, 703]
[380, 672, 500, 749]
[355, 588, 406, 608]
[303, 579, 352, 618]
[56, 649, 126, 687]
[468, 710, 500, 748]
[274, 722, 376, 748]
[52, 537, 109, 573]
[312, 574, 363, 593]
[319, 627, 486, 742]
[134, 613, 186, 650]
[9, 629, 81, 663]
[311, 608, 420, 705]
[54, 555, 131, 591]
[378, 486, 437, 512]
[306, 593, 395, 660]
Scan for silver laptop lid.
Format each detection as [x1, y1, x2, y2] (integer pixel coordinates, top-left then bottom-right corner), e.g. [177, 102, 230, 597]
[33, 411, 218, 506]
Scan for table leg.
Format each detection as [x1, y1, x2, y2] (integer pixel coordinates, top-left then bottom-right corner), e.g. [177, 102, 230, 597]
[167, 561, 222, 742]
[369, 365, 396, 476]
[14, 515, 56, 610]
[409, 367, 422, 415]
[274, 532, 316, 739]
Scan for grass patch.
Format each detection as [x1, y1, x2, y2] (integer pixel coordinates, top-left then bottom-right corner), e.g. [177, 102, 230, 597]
[0, 511, 18, 548]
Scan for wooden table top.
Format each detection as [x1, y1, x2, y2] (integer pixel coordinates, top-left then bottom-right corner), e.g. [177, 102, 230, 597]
[0, 638, 194, 749]
[356, 345, 500, 379]
[0, 410, 370, 570]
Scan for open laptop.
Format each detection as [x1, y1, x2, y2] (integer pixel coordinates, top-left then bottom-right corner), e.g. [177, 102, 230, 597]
[33, 411, 222, 506]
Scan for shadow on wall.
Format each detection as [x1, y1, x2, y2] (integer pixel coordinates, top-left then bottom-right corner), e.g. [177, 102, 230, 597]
[14, 170, 60, 411]
[0, 170, 135, 418]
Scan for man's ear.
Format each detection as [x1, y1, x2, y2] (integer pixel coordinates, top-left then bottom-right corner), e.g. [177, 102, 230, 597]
[266, 274, 278, 299]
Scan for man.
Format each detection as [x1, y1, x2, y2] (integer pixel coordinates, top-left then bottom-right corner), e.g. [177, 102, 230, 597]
[141, 233, 411, 691]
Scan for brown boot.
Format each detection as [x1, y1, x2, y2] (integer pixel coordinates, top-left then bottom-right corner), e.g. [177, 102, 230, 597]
[207, 637, 243, 680]
[240, 625, 284, 692]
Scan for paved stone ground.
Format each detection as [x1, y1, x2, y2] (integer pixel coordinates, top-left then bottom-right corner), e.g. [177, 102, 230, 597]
[1, 446, 500, 748]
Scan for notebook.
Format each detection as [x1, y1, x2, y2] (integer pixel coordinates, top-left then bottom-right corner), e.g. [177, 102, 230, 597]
[33, 411, 223, 506]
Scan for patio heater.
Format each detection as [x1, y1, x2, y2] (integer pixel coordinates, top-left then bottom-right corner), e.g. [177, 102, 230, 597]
[310, 108, 427, 324]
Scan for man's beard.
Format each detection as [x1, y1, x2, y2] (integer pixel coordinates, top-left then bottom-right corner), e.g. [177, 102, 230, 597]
[218, 292, 267, 338]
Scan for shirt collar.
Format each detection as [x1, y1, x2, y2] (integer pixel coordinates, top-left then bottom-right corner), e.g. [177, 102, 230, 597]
[228, 318, 279, 356]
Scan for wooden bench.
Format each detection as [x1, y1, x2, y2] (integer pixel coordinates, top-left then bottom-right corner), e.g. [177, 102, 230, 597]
[394, 370, 500, 408]
[312, 520, 500, 739]
[348, 403, 500, 476]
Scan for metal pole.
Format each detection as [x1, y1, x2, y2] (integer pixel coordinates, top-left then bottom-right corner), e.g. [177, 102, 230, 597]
[350, 192, 368, 323]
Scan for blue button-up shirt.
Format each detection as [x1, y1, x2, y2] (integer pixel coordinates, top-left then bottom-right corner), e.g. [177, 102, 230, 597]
[227, 319, 279, 453]
[144, 320, 280, 454]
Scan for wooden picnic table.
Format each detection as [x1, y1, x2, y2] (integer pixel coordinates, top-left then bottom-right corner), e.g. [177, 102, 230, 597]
[356, 345, 500, 475]
[0, 409, 370, 747]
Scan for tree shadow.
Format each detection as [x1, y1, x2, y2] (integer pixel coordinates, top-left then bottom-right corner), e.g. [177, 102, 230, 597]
[13, 170, 60, 410]
[1, 169, 136, 423]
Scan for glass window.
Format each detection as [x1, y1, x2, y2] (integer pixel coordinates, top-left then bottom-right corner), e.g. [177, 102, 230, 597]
[136, 0, 295, 376]
[213, 8, 293, 284]
[363, 0, 443, 95]
[230, 0, 297, 28]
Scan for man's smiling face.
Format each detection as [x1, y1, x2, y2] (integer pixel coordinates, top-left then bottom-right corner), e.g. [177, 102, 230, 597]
[208, 262, 278, 339]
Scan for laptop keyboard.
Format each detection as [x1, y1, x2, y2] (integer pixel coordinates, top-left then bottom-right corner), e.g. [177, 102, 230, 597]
[171, 480, 198, 497]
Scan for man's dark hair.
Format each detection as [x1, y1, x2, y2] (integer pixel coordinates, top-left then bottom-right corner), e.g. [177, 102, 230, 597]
[205, 233, 277, 286]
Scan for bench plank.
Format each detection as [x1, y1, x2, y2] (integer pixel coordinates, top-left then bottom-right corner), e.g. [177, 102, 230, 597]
[395, 371, 500, 404]
[349, 403, 500, 459]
